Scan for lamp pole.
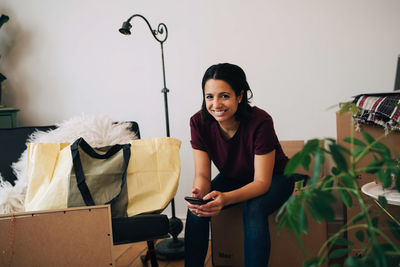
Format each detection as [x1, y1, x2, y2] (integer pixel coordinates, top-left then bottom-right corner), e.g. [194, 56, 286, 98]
[119, 14, 184, 260]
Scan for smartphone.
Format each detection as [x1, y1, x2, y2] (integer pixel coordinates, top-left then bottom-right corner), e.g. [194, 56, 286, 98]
[184, 196, 212, 205]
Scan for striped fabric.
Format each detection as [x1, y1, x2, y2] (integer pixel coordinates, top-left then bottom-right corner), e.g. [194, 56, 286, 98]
[352, 93, 400, 132]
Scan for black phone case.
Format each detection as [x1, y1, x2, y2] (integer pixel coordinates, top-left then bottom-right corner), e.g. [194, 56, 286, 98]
[185, 196, 211, 205]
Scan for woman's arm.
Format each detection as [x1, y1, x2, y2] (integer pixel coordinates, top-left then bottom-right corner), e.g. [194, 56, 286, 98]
[196, 150, 275, 217]
[191, 148, 212, 197]
[186, 149, 212, 215]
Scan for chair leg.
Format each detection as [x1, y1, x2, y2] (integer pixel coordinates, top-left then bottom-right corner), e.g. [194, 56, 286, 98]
[140, 240, 159, 267]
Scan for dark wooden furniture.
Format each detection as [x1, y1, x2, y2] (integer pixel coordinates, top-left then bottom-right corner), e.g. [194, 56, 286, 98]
[0, 107, 19, 128]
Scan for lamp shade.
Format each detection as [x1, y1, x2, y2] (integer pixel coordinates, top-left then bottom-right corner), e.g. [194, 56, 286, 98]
[119, 21, 132, 35]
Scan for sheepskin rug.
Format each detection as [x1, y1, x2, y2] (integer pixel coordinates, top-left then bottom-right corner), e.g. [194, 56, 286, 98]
[0, 114, 137, 214]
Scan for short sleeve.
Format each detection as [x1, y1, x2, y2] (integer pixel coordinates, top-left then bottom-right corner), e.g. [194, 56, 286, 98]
[254, 117, 278, 155]
[190, 114, 207, 151]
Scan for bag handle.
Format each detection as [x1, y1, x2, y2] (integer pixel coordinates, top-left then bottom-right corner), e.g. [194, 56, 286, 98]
[70, 137, 131, 206]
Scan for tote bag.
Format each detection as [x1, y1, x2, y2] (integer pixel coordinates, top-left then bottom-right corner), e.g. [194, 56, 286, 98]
[25, 137, 181, 216]
[125, 137, 181, 216]
[25, 142, 71, 211]
[68, 138, 131, 218]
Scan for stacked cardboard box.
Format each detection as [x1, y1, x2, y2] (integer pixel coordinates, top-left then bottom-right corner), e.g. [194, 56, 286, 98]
[336, 111, 400, 255]
[211, 141, 328, 267]
[0, 206, 114, 266]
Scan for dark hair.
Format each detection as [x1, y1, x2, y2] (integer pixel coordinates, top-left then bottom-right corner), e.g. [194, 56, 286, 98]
[201, 63, 253, 121]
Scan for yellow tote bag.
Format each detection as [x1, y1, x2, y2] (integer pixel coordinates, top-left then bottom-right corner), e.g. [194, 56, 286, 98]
[126, 137, 181, 216]
[24, 137, 181, 216]
[25, 143, 71, 211]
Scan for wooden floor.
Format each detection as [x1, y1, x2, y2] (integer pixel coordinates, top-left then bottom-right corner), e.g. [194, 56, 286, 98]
[113, 240, 213, 267]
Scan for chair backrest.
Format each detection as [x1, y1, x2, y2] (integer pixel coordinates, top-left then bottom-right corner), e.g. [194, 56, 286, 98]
[118, 121, 140, 139]
[0, 126, 56, 184]
[0, 121, 140, 185]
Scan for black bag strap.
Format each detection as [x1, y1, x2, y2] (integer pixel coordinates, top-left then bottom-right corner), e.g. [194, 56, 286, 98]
[70, 137, 131, 206]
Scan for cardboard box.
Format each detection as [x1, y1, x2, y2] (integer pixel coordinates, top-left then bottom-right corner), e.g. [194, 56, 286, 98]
[0, 205, 114, 266]
[336, 111, 400, 186]
[211, 203, 244, 266]
[336, 111, 400, 254]
[211, 141, 328, 267]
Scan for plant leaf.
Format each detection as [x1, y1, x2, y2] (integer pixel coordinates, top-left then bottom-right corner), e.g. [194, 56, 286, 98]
[331, 166, 340, 176]
[340, 175, 356, 189]
[328, 248, 350, 259]
[378, 195, 387, 208]
[321, 175, 333, 191]
[365, 157, 384, 174]
[355, 230, 364, 242]
[361, 131, 375, 144]
[352, 146, 365, 157]
[371, 142, 391, 159]
[330, 143, 348, 172]
[316, 189, 337, 203]
[371, 243, 387, 267]
[374, 168, 392, 188]
[338, 184, 353, 208]
[296, 180, 304, 191]
[343, 137, 366, 147]
[277, 214, 287, 234]
[339, 102, 361, 116]
[301, 154, 311, 171]
[285, 152, 302, 176]
[309, 148, 324, 185]
[331, 237, 354, 246]
[344, 256, 366, 267]
[371, 216, 379, 228]
[306, 201, 322, 224]
[303, 139, 320, 155]
[379, 242, 398, 253]
[351, 212, 365, 224]
[298, 205, 309, 234]
[302, 257, 321, 267]
[312, 196, 335, 222]
[387, 220, 400, 241]
[382, 171, 392, 189]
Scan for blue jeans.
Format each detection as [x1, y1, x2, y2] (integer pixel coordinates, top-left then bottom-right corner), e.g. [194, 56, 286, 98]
[184, 173, 294, 267]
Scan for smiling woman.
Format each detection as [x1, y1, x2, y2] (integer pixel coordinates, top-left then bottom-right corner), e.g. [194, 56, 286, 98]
[184, 63, 295, 267]
[204, 79, 243, 139]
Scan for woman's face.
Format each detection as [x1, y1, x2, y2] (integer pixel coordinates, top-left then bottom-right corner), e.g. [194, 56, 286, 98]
[204, 79, 243, 125]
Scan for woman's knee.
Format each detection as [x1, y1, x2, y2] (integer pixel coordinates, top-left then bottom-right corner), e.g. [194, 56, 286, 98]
[186, 209, 210, 224]
[243, 175, 294, 216]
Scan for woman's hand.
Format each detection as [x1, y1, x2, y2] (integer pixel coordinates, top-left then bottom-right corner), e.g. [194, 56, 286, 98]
[186, 188, 205, 216]
[193, 190, 226, 217]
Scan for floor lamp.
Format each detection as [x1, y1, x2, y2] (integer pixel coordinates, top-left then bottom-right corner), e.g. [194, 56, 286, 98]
[119, 14, 185, 260]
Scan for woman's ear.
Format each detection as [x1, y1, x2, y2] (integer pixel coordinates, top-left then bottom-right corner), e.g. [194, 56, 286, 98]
[238, 90, 244, 103]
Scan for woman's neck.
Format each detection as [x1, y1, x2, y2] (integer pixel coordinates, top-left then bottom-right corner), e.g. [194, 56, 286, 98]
[218, 119, 240, 139]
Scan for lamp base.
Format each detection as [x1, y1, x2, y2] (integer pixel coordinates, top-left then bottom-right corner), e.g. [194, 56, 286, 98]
[155, 237, 185, 261]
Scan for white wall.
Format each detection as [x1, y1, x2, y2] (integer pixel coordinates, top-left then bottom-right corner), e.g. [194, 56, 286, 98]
[1, 0, 399, 218]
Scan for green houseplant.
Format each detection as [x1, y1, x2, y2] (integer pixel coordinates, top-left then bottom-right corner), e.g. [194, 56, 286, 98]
[0, 14, 10, 107]
[277, 103, 400, 267]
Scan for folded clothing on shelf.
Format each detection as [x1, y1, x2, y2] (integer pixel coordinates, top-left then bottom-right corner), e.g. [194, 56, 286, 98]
[352, 92, 400, 132]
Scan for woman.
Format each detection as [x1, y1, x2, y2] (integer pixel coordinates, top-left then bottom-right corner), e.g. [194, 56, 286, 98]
[184, 63, 294, 267]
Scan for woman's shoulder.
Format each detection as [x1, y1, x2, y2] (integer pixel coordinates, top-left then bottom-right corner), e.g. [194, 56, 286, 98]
[249, 106, 273, 122]
[190, 110, 210, 130]
[190, 110, 202, 124]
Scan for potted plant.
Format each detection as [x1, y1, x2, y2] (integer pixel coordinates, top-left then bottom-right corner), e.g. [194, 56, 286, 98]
[277, 103, 400, 267]
[0, 14, 10, 107]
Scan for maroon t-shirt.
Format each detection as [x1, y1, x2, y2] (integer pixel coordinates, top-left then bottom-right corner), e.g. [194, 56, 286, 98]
[190, 106, 288, 182]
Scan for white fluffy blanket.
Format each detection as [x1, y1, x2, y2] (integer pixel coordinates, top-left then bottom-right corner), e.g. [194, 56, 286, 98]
[0, 114, 137, 214]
